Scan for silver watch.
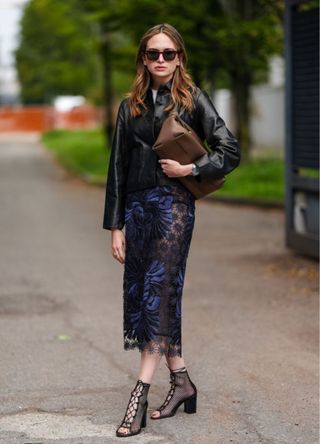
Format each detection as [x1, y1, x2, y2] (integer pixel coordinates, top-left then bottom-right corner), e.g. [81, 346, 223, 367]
[191, 163, 200, 176]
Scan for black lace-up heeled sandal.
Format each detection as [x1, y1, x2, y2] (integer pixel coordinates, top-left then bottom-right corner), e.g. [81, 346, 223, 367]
[150, 365, 197, 420]
[116, 379, 150, 437]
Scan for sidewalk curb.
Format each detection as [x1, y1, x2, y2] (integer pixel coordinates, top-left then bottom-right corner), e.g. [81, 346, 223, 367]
[205, 194, 284, 209]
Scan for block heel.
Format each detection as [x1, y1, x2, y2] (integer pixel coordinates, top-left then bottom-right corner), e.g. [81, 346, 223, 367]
[184, 393, 197, 414]
[141, 403, 147, 428]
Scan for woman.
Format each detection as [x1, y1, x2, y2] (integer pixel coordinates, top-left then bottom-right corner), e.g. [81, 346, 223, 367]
[102, 23, 240, 438]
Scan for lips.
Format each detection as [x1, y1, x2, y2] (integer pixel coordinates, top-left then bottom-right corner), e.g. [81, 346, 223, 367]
[155, 66, 166, 69]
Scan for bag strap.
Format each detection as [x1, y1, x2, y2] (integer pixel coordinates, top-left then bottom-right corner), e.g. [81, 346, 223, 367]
[170, 104, 203, 142]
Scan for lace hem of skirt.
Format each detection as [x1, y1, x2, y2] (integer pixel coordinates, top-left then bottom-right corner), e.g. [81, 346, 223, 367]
[124, 336, 182, 357]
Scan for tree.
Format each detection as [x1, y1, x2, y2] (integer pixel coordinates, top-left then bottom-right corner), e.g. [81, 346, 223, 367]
[80, 0, 128, 145]
[16, 0, 284, 158]
[115, 0, 284, 160]
[209, 0, 284, 161]
[15, 0, 99, 104]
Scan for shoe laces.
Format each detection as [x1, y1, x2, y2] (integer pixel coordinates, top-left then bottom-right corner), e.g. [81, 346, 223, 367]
[158, 373, 176, 411]
[120, 380, 148, 428]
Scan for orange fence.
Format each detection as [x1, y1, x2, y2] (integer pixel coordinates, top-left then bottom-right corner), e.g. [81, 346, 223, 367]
[0, 105, 104, 132]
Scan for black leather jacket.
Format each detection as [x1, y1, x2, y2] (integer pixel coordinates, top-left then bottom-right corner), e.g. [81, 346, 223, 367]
[103, 78, 240, 230]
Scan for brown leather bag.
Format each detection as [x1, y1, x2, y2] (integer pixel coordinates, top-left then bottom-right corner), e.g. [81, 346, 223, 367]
[152, 111, 225, 199]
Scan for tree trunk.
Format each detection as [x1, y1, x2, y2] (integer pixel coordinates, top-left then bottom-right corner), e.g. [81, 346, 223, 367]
[231, 70, 252, 162]
[99, 19, 113, 147]
[229, 0, 254, 162]
[192, 63, 202, 89]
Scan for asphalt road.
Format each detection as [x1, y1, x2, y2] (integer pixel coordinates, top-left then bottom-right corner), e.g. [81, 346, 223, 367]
[0, 134, 318, 444]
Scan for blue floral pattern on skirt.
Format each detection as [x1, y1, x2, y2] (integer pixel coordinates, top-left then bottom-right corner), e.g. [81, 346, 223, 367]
[123, 183, 195, 357]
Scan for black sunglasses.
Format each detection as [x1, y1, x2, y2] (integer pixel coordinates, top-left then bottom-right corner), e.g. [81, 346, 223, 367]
[145, 49, 180, 62]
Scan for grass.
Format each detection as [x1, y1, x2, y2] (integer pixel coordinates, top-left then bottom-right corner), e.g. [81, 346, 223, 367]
[42, 128, 285, 204]
[213, 156, 284, 202]
[42, 129, 108, 184]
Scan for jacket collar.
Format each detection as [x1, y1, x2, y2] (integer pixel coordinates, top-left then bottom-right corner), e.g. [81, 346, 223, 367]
[145, 77, 173, 112]
[149, 77, 173, 94]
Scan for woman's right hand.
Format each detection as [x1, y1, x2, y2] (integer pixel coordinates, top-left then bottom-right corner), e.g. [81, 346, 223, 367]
[111, 228, 125, 264]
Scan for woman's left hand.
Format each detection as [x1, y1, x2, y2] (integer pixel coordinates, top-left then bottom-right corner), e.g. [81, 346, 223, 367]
[158, 159, 192, 177]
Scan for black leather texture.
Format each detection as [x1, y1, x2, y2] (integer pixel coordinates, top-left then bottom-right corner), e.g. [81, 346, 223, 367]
[103, 78, 240, 230]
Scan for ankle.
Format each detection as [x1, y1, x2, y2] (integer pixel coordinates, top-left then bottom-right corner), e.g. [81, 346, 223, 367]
[165, 362, 187, 373]
[137, 378, 151, 387]
[171, 366, 187, 373]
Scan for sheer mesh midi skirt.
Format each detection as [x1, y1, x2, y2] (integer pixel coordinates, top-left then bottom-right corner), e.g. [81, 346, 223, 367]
[123, 183, 196, 357]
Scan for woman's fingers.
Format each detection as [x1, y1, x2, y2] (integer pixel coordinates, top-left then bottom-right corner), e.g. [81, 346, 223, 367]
[117, 245, 125, 264]
[111, 230, 125, 264]
[112, 245, 125, 264]
[159, 159, 182, 177]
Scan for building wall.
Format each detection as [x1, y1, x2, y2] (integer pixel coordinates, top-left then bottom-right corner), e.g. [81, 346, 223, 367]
[250, 84, 284, 150]
[213, 84, 285, 152]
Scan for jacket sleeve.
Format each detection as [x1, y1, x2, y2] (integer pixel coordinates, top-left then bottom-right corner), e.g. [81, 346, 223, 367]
[102, 99, 128, 230]
[193, 90, 240, 182]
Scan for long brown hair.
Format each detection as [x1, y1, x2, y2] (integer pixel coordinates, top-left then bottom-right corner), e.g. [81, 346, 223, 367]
[126, 23, 196, 117]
